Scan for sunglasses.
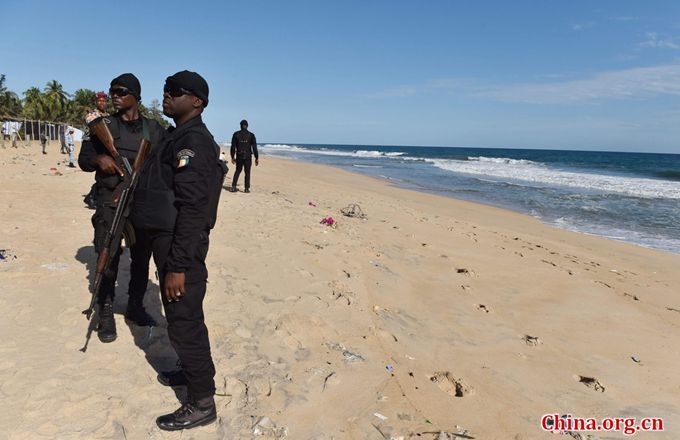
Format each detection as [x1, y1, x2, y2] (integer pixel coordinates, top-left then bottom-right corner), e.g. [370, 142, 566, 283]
[163, 85, 194, 98]
[109, 87, 132, 98]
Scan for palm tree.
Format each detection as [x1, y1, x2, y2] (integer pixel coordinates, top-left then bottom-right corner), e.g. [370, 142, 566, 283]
[0, 74, 22, 117]
[43, 80, 70, 121]
[23, 86, 47, 120]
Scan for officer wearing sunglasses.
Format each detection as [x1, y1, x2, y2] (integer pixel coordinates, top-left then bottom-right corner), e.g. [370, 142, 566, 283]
[130, 70, 226, 431]
[78, 73, 166, 343]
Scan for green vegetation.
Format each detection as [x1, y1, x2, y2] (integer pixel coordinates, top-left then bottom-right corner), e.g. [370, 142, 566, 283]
[0, 74, 170, 128]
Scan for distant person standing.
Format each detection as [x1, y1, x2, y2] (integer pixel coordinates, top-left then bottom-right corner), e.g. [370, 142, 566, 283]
[229, 119, 258, 193]
[94, 91, 109, 114]
[83, 92, 110, 209]
[59, 125, 68, 154]
[40, 130, 48, 154]
[65, 128, 76, 167]
[9, 121, 19, 148]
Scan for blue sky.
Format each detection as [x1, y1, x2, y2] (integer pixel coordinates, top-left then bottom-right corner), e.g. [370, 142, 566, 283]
[1, 0, 679, 153]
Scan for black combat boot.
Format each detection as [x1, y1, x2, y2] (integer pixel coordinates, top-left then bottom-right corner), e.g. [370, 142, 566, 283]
[97, 301, 117, 343]
[124, 301, 157, 327]
[229, 186, 237, 192]
[157, 369, 188, 387]
[156, 397, 216, 431]
[244, 188, 250, 193]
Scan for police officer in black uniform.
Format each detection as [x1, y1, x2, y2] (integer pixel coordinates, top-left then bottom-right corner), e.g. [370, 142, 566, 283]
[131, 70, 225, 430]
[78, 73, 166, 343]
[229, 119, 258, 192]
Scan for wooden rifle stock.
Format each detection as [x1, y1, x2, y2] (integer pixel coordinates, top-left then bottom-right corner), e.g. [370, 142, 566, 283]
[82, 125, 152, 326]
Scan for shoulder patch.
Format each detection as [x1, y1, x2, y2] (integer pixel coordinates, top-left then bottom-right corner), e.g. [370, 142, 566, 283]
[177, 148, 196, 168]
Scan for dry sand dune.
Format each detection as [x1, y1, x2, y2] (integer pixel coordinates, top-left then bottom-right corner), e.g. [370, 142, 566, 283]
[1, 142, 679, 439]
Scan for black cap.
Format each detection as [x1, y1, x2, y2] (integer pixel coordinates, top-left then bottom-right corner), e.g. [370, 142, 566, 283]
[165, 70, 209, 107]
[111, 73, 141, 101]
[240, 119, 248, 127]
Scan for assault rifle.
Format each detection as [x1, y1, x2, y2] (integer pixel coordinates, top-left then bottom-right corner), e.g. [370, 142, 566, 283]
[80, 117, 151, 352]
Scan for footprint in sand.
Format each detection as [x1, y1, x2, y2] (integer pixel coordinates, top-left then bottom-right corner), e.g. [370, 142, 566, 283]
[329, 280, 355, 305]
[475, 304, 490, 313]
[577, 375, 605, 393]
[523, 335, 541, 346]
[429, 371, 474, 397]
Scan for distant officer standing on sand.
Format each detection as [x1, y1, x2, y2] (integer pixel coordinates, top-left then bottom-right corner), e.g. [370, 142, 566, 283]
[131, 70, 225, 430]
[229, 119, 258, 193]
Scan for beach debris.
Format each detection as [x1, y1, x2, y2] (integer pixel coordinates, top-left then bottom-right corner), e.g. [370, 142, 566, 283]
[373, 412, 388, 421]
[322, 371, 335, 392]
[343, 269, 351, 278]
[456, 268, 472, 275]
[386, 364, 395, 374]
[41, 263, 69, 270]
[343, 350, 366, 363]
[308, 201, 317, 207]
[0, 249, 17, 262]
[578, 376, 605, 393]
[405, 354, 416, 360]
[320, 217, 336, 227]
[340, 203, 367, 219]
[476, 304, 490, 313]
[303, 240, 325, 250]
[324, 341, 366, 363]
[430, 371, 475, 397]
[252, 416, 287, 438]
[523, 335, 541, 346]
[422, 427, 474, 440]
[631, 356, 643, 365]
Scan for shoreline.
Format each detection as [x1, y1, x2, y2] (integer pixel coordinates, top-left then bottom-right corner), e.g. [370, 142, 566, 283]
[2, 144, 680, 438]
[260, 151, 680, 256]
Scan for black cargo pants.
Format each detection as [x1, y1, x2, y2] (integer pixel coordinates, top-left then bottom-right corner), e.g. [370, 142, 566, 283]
[231, 156, 252, 189]
[148, 229, 216, 400]
[92, 194, 152, 306]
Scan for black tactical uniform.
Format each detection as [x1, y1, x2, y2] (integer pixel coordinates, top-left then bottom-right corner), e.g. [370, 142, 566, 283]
[132, 114, 225, 403]
[230, 123, 257, 191]
[78, 113, 166, 336]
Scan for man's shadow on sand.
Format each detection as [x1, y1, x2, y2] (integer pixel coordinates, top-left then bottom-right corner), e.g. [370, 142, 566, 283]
[75, 245, 188, 402]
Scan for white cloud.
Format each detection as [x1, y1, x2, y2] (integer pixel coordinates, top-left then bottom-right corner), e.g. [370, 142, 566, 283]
[637, 32, 680, 50]
[475, 64, 680, 104]
[572, 21, 595, 31]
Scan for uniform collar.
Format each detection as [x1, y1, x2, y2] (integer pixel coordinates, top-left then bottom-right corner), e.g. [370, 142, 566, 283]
[169, 115, 203, 138]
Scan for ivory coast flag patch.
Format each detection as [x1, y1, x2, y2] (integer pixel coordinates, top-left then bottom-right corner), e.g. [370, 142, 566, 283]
[177, 148, 195, 168]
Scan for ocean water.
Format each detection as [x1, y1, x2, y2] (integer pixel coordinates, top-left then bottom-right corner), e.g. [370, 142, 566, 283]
[252, 143, 680, 254]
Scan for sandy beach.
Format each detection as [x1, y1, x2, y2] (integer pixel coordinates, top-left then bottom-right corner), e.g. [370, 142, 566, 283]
[1, 142, 679, 439]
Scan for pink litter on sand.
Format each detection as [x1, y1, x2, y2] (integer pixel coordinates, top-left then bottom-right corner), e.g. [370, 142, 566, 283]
[320, 217, 335, 226]
[308, 202, 317, 207]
